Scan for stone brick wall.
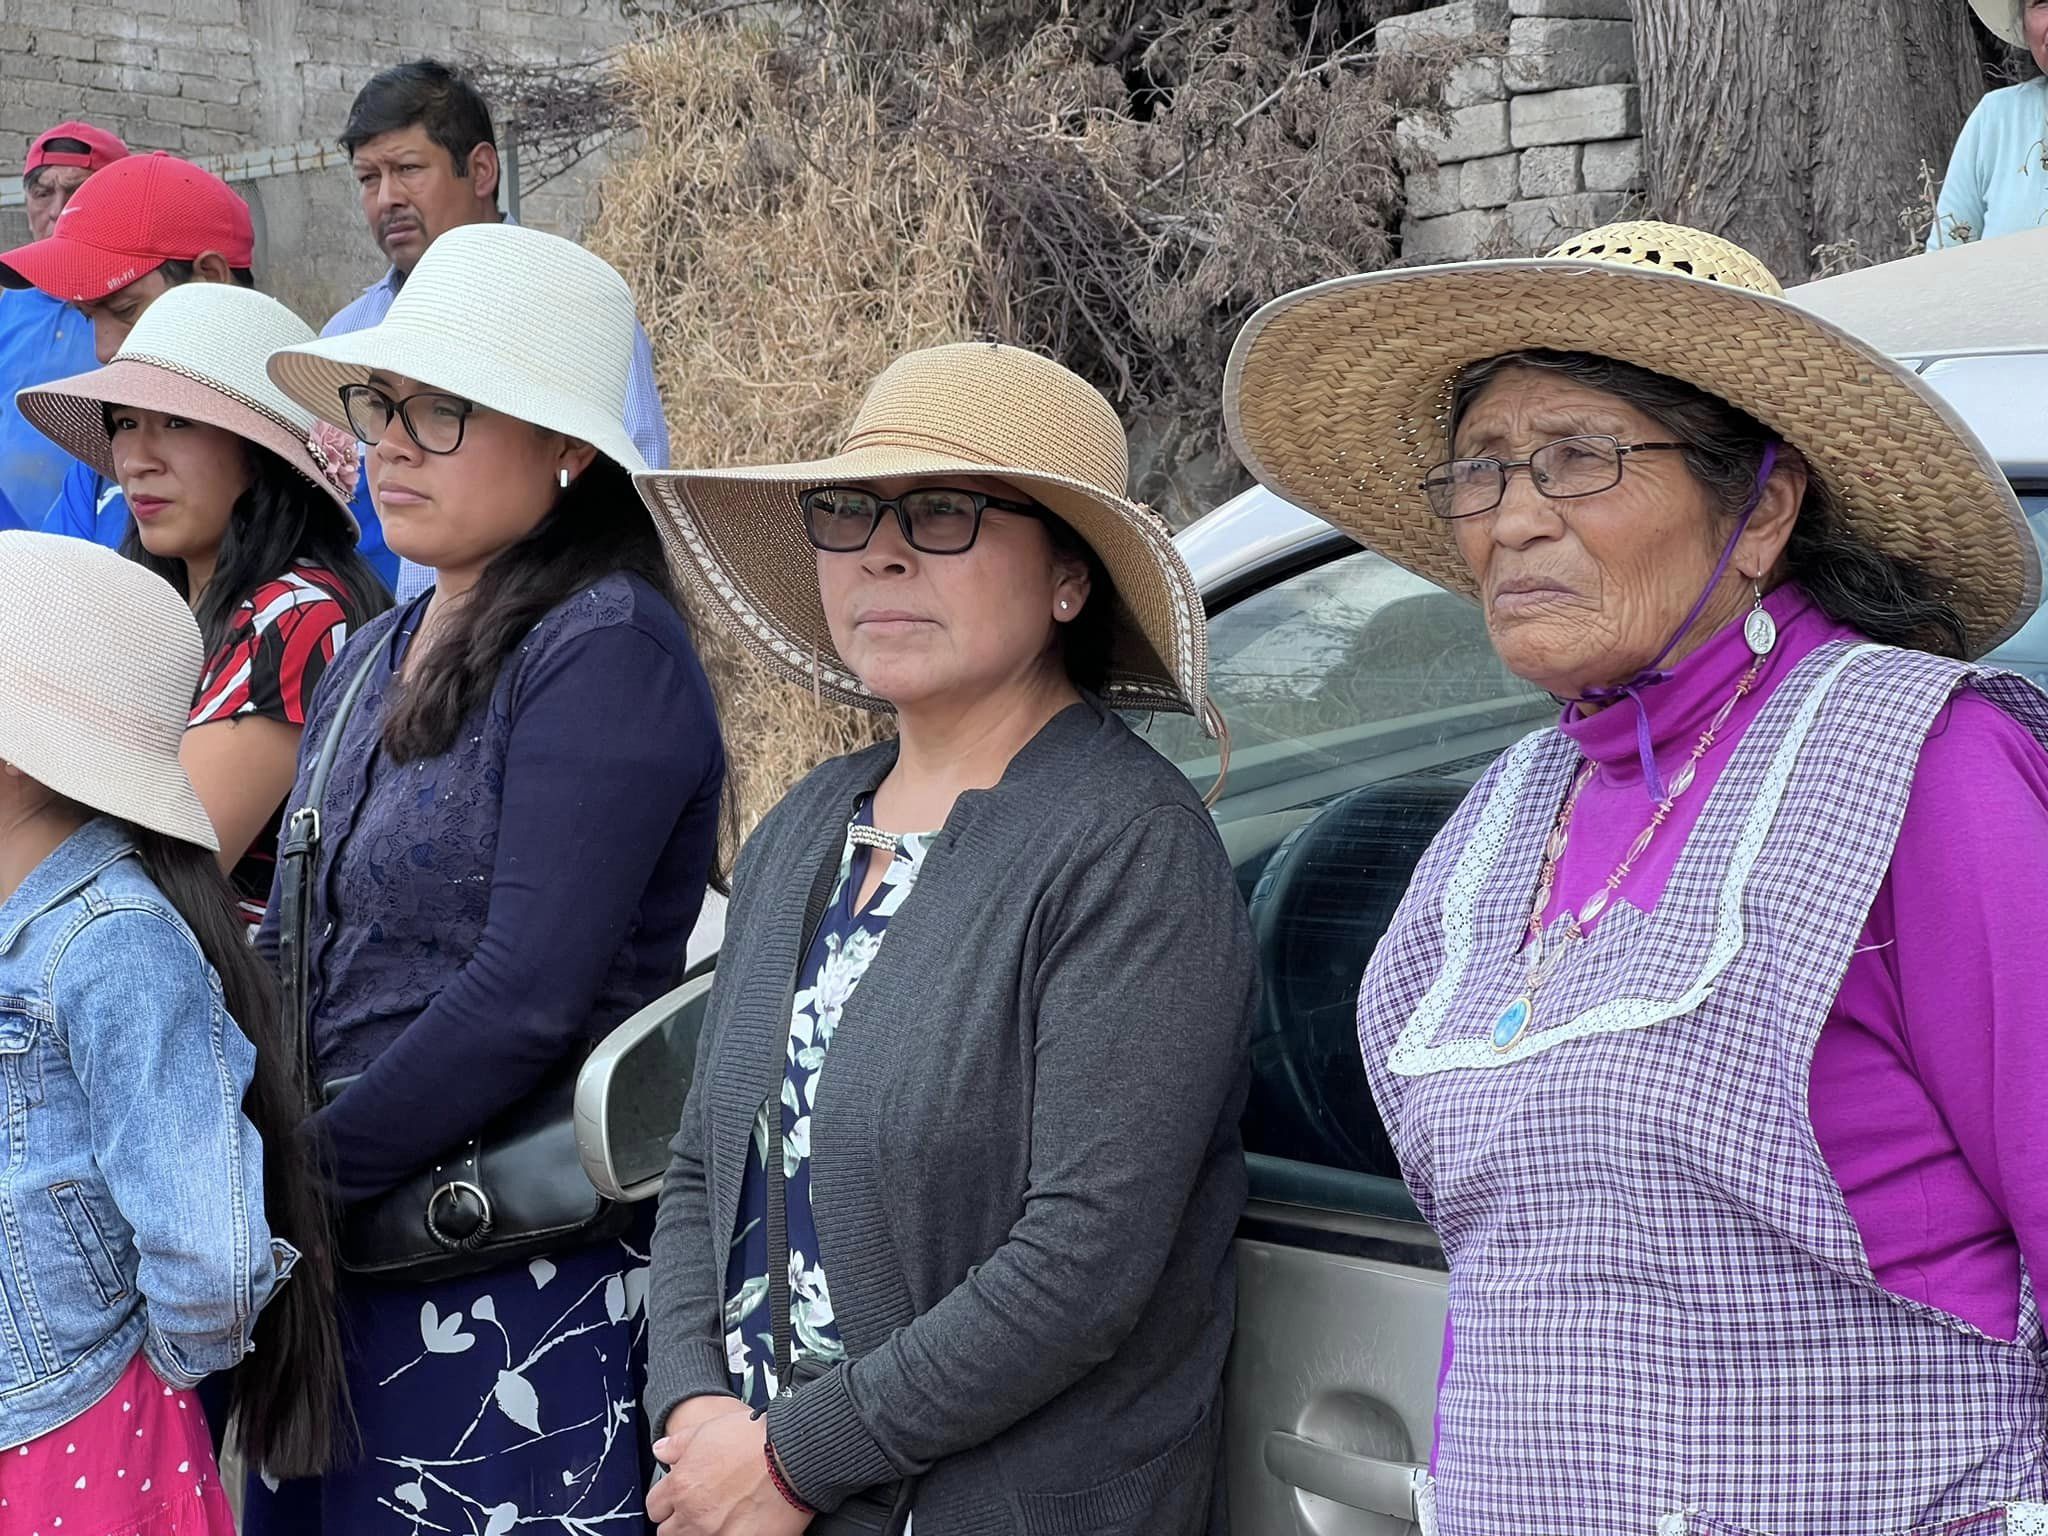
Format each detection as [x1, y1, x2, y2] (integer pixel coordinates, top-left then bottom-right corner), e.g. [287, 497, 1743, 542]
[1388, 0, 1645, 262]
[0, 0, 634, 324]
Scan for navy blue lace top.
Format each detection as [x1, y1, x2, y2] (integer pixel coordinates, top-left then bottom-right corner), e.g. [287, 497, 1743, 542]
[256, 573, 725, 1205]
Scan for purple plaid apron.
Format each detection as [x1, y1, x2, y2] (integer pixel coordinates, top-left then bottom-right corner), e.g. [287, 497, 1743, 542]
[1358, 641, 2048, 1536]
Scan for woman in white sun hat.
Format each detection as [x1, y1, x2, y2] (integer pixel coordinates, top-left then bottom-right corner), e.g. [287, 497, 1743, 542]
[17, 281, 391, 930]
[242, 218, 726, 1535]
[1227, 220, 2048, 1531]
[1929, 1, 2048, 247]
[0, 533, 347, 1528]
[635, 342, 1251, 1536]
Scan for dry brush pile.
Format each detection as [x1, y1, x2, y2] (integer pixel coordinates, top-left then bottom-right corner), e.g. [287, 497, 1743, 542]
[576, 0, 1468, 839]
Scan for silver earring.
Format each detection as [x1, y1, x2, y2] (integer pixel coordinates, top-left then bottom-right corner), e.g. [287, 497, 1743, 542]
[557, 468, 570, 490]
[1744, 580, 1777, 658]
[1058, 600, 1071, 613]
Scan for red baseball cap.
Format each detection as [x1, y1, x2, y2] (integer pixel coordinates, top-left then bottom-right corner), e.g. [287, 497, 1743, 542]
[25, 121, 128, 177]
[0, 151, 255, 301]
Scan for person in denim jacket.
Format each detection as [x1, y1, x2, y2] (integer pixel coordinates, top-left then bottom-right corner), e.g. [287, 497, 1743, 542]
[0, 532, 346, 1532]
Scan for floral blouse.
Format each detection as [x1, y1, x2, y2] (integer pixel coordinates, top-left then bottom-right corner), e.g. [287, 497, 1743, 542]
[723, 803, 934, 1408]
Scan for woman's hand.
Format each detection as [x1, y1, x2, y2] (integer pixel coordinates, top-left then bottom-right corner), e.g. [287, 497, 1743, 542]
[647, 1406, 812, 1536]
[647, 1395, 750, 1527]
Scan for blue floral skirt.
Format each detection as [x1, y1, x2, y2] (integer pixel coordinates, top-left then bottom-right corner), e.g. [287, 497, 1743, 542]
[242, 1219, 655, 1535]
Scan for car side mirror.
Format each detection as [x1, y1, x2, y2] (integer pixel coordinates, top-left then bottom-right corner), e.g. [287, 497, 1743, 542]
[573, 972, 714, 1202]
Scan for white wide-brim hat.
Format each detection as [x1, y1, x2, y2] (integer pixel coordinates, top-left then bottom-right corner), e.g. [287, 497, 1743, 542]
[0, 532, 217, 849]
[265, 221, 649, 476]
[635, 342, 1211, 724]
[1970, 0, 2025, 47]
[1225, 220, 2036, 658]
[17, 283, 357, 521]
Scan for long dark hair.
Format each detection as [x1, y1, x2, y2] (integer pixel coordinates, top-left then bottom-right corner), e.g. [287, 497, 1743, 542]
[119, 436, 392, 655]
[1450, 350, 1970, 657]
[128, 829, 350, 1478]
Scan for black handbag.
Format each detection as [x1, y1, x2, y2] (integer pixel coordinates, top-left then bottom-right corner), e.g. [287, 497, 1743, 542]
[279, 641, 631, 1286]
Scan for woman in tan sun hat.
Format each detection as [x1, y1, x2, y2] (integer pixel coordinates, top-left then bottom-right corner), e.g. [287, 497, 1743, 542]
[0, 533, 347, 1524]
[243, 218, 725, 1536]
[1227, 219, 2048, 1532]
[17, 280, 391, 928]
[636, 341, 1251, 1536]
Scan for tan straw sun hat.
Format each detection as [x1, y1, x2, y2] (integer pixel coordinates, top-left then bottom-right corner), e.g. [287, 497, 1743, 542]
[266, 221, 648, 475]
[0, 532, 217, 849]
[17, 282, 358, 519]
[1969, 0, 2026, 47]
[1223, 219, 2037, 658]
[636, 341, 1210, 723]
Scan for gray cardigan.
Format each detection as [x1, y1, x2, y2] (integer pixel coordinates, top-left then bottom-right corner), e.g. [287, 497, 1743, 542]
[646, 699, 1253, 1534]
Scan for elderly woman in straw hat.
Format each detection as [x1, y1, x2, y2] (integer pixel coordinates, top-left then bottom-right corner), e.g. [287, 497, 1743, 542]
[0, 533, 347, 1525]
[238, 221, 727, 1534]
[1226, 219, 2048, 1533]
[15, 281, 391, 930]
[1929, 1, 2048, 248]
[635, 341, 1252, 1536]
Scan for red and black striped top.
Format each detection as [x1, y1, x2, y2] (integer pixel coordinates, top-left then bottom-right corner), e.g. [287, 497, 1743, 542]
[190, 564, 357, 928]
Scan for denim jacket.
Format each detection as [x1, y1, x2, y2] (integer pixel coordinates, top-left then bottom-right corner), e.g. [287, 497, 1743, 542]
[0, 819, 295, 1450]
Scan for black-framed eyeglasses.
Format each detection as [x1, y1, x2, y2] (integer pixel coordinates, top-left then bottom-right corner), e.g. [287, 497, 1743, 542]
[1421, 435, 1688, 520]
[339, 382, 476, 456]
[800, 484, 1046, 554]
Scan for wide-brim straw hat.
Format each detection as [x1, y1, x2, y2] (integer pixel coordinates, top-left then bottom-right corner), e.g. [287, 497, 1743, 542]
[266, 221, 648, 476]
[17, 282, 357, 522]
[1224, 220, 2037, 658]
[0, 532, 217, 849]
[636, 341, 1210, 724]
[1969, 0, 2025, 47]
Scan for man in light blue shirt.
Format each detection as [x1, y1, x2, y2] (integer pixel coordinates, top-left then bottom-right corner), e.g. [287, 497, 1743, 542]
[328, 60, 670, 601]
[0, 123, 126, 533]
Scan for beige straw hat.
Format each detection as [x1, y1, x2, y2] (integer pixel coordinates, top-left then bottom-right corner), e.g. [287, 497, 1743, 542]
[636, 342, 1209, 722]
[0, 532, 217, 849]
[17, 283, 358, 519]
[1969, 0, 2025, 47]
[1223, 220, 2037, 658]
[266, 221, 648, 475]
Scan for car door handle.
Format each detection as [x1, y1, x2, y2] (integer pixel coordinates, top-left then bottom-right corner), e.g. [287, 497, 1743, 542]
[1263, 1430, 1422, 1519]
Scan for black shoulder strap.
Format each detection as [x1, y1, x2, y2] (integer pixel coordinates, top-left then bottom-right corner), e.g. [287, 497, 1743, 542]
[767, 816, 852, 1393]
[278, 642, 383, 1115]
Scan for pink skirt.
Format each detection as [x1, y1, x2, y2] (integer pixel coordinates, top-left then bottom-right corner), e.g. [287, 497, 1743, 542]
[1, 1353, 235, 1536]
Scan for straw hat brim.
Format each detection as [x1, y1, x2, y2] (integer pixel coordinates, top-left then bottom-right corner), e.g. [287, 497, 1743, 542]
[1223, 258, 2039, 659]
[266, 326, 650, 478]
[3, 713, 218, 850]
[1969, 0, 2026, 47]
[17, 358, 357, 525]
[636, 445, 1208, 724]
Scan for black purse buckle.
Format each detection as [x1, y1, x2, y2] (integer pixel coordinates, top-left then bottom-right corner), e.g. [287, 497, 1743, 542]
[425, 1179, 494, 1251]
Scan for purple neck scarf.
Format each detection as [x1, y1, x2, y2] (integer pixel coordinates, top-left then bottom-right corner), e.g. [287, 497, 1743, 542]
[1575, 442, 1779, 801]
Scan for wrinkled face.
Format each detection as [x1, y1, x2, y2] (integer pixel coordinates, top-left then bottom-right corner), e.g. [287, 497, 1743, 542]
[25, 165, 91, 242]
[351, 126, 497, 275]
[2026, 0, 2048, 74]
[362, 369, 586, 575]
[109, 405, 251, 569]
[1447, 366, 1733, 699]
[813, 475, 1090, 715]
[76, 268, 178, 365]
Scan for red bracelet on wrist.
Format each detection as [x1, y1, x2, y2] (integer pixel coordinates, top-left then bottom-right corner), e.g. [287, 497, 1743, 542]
[764, 1438, 814, 1516]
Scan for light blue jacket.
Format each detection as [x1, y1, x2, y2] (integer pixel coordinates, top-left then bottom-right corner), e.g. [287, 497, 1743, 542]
[0, 819, 294, 1450]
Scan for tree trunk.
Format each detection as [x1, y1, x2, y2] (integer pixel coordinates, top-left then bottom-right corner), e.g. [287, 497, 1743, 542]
[1633, 0, 1986, 282]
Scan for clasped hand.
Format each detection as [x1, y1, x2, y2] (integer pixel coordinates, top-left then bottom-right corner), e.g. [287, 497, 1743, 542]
[645, 1394, 813, 1536]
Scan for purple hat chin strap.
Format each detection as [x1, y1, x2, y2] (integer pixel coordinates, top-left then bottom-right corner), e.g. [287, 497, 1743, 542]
[1575, 442, 1779, 801]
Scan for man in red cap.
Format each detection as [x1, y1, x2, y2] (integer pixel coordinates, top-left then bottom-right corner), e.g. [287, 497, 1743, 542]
[0, 122, 127, 532]
[0, 150, 256, 546]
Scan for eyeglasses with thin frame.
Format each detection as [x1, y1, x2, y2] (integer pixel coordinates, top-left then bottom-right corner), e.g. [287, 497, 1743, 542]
[339, 382, 476, 457]
[800, 484, 1046, 555]
[1421, 434, 1688, 520]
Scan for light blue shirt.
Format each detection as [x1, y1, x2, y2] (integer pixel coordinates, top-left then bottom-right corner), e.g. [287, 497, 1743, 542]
[1928, 78, 2048, 249]
[325, 215, 671, 603]
[0, 287, 99, 532]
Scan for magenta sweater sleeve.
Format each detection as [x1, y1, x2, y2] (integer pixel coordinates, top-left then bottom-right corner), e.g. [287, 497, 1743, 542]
[1856, 690, 2048, 1314]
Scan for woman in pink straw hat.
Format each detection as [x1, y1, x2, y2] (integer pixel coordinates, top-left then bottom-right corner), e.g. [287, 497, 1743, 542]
[0, 532, 347, 1531]
[19, 280, 392, 929]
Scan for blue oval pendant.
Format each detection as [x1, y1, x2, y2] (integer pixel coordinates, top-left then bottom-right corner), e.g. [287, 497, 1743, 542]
[1492, 997, 1532, 1053]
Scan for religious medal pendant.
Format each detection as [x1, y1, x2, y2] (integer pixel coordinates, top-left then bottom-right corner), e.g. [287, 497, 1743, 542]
[1744, 585, 1777, 659]
[1495, 915, 1572, 1052]
[1492, 994, 1534, 1053]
